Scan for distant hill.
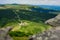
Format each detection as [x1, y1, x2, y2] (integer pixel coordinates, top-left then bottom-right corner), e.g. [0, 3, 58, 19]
[39, 5, 60, 10]
[0, 4, 60, 12]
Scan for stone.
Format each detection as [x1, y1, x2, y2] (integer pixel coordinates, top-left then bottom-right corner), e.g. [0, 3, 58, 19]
[45, 14, 60, 27]
[0, 26, 13, 40]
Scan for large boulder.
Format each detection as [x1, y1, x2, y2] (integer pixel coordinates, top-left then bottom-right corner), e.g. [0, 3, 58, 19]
[0, 26, 13, 40]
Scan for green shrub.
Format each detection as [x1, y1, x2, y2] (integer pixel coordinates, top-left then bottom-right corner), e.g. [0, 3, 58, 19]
[9, 21, 51, 37]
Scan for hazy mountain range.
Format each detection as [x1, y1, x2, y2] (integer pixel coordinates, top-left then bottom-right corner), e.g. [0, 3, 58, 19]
[39, 5, 60, 10]
[0, 4, 60, 10]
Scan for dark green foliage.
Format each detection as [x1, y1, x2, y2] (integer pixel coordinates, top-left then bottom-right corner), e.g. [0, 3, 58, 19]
[9, 31, 33, 37]
[0, 8, 56, 27]
[0, 8, 57, 27]
[9, 31, 26, 37]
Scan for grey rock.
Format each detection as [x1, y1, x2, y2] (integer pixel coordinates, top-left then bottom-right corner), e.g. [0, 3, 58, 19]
[29, 28, 60, 40]
[0, 26, 13, 40]
[45, 14, 60, 27]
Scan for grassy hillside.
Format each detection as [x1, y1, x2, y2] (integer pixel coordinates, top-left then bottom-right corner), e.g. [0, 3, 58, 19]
[0, 4, 57, 40]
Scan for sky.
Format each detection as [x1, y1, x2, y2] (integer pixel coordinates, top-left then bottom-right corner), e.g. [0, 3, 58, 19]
[0, 0, 60, 5]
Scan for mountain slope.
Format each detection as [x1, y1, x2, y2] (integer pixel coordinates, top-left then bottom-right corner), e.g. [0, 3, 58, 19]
[0, 4, 58, 40]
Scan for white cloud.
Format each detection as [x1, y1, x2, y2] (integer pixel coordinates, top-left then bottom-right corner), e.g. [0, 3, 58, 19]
[0, 0, 60, 5]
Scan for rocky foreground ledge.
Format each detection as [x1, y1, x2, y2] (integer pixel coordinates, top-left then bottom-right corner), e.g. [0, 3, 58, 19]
[29, 14, 60, 40]
[0, 27, 13, 40]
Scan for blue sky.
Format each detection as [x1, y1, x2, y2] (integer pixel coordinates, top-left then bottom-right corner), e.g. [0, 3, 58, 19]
[0, 0, 60, 5]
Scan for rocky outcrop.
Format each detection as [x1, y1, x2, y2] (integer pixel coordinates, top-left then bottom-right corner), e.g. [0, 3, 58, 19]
[0, 27, 13, 40]
[29, 27, 60, 40]
[29, 14, 60, 40]
[45, 14, 60, 27]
